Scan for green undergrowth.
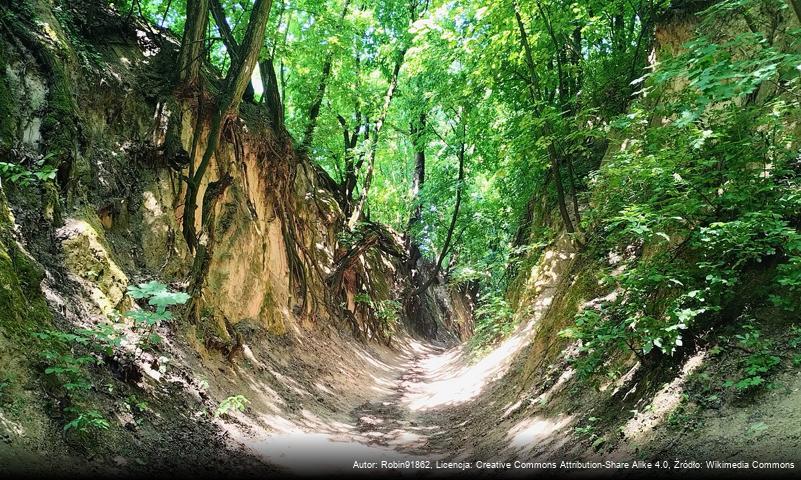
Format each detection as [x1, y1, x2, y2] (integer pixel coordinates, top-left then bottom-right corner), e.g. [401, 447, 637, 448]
[467, 293, 516, 355]
[556, 2, 801, 386]
[466, 236, 551, 355]
[665, 314, 801, 434]
[30, 280, 188, 439]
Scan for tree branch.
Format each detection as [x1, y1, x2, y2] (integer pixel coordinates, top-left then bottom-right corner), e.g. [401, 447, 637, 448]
[412, 111, 467, 296]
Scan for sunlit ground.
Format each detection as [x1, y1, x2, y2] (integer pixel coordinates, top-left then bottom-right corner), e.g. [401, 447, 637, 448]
[400, 240, 573, 412]
[621, 351, 707, 441]
[400, 325, 538, 411]
[507, 415, 574, 453]
[180, 228, 730, 473]
[218, 238, 577, 471]
[217, 320, 548, 472]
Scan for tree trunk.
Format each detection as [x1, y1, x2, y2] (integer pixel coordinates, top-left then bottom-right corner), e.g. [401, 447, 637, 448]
[336, 110, 362, 213]
[182, 0, 274, 250]
[300, 59, 332, 149]
[210, 0, 263, 103]
[514, 6, 543, 107]
[570, 26, 582, 99]
[546, 143, 575, 233]
[347, 48, 407, 228]
[565, 154, 581, 228]
[300, 0, 351, 149]
[412, 115, 466, 296]
[338, 57, 365, 215]
[178, 0, 210, 86]
[209, 0, 239, 63]
[514, 3, 576, 234]
[345, 0, 427, 227]
[160, 0, 174, 27]
[260, 58, 284, 130]
[534, 1, 568, 110]
[406, 111, 426, 271]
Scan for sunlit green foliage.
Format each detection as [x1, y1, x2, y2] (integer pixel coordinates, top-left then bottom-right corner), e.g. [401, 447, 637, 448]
[126, 281, 190, 353]
[0, 152, 58, 187]
[215, 394, 250, 417]
[469, 294, 514, 352]
[563, 0, 801, 378]
[63, 408, 111, 435]
[34, 281, 188, 435]
[111, 0, 659, 310]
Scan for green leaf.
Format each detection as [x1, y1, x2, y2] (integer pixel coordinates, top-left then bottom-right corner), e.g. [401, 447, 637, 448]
[148, 291, 190, 309]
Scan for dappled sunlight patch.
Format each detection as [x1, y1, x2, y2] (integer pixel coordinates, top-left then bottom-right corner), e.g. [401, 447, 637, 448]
[227, 403, 366, 451]
[621, 351, 706, 441]
[353, 346, 405, 374]
[358, 415, 384, 427]
[262, 368, 311, 400]
[609, 362, 641, 397]
[57, 218, 129, 314]
[369, 376, 400, 393]
[288, 322, 304, 341]
[385, 428, 425, 447]
[141, 190, 164, 219]
[530, 367, 575, 409]
[241, 344, 265, 368]
[502, 399, 524, 418]
[314, 381, 334, 395]
[300, 408, 338, 428]
[506, 414, 573, 452]
[0, 411, 25, 438]
[238, 374, 289, 413]
[516, 242, 577, 322]
[255, 413, 306, 434]
[402, 329, 534, 410]
[410, 348, 461, 381]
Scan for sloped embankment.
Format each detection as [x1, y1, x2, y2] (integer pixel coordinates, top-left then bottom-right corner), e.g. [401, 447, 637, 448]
[416, 1, 801, 472]
[0, 1, 469, 476]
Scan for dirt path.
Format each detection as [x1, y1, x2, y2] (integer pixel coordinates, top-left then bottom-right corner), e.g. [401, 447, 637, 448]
[250, 330, 544, 473]
[349, 345, 450, 456]
[237, 344, 451, 476]
[224, 236, 580, 475]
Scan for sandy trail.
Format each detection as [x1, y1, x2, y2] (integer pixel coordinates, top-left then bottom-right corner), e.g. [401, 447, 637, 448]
[220, 236, 577, 476]
[239, 324, 547, 475]
[242, 343, 451, 475]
